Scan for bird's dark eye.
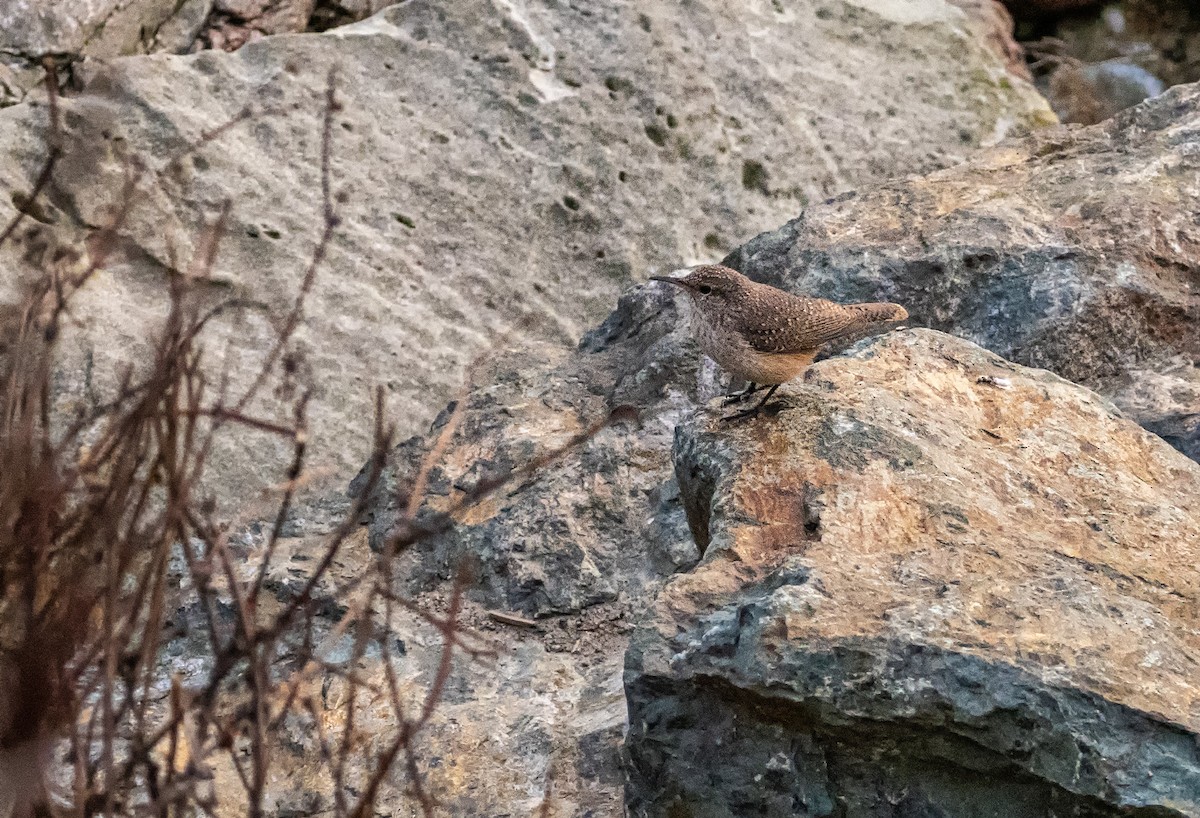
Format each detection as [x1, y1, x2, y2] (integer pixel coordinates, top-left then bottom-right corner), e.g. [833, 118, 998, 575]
[697, 285, 712, 295]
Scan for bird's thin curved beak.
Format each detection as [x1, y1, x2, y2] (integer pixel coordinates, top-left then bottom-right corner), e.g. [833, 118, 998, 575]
[650, 275, 688, 288]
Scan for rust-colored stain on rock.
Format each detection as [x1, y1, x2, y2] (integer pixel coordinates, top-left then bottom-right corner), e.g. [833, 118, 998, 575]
[660, 329, 1200, 730]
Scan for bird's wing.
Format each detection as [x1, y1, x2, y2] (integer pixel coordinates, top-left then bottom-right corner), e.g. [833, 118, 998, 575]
[741, 297, 869, 354]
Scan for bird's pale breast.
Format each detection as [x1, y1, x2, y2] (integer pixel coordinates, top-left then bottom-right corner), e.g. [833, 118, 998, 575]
[691, 306, 814, 385]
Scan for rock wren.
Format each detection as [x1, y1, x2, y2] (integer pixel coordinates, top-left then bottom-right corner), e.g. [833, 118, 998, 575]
[652, 265, 908, 420]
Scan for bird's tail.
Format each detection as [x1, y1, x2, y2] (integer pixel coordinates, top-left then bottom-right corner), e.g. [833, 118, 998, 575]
[850, 302, 908, 324]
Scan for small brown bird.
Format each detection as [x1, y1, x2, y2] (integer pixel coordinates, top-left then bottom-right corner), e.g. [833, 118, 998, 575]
[652, 265, 908, 420]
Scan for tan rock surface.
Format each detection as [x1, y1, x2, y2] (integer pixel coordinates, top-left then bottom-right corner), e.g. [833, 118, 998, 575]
[626, 328, 1200, 815]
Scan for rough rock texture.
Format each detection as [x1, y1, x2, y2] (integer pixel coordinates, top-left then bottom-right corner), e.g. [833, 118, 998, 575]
[353, 259, 796, 625]
[0, 0, 215, 105]
[625, 328, 1200, 817]
[724, 82, 1200, 462]
[199, 275, 706, 815]
[11, 4, 1198, 815]
[952, 0, 1031, 81]
[340, 287, 703, 814]
[174, 518, 639, 818]
[0, 0, 1052, 506]
[0, 0, 209, 59]
[0, 0, 392, 93]
[0, 0, 395, 105]
[0, 0, 385, 103]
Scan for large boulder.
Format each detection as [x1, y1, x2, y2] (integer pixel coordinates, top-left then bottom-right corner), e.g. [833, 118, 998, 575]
[0, 0, 1053, 506]
[625, 328, 1200, 817]
[724, 81, 1200, 461]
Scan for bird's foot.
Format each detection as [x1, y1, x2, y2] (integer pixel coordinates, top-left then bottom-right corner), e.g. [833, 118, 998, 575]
[719, 385, 782, 422]
[721, 383, 763, 406]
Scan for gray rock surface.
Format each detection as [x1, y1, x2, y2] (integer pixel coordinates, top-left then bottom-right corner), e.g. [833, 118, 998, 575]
[625, 328, 1200, 817]
[182, 277, 703, 815]
[0, 0, 189, 58]
[0, 0, 215, 105]
[724, 82, 1200, 461]
[0, 0, 1052, 508]
[177, 521, 639, 817]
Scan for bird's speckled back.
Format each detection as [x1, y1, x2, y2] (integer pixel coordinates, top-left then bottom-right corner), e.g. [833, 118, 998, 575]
[676, 265, 907, 356]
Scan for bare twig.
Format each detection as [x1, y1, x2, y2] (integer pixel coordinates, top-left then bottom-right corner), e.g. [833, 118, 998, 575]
[0, 57, 630, 818]
[0, 60, 61, 250]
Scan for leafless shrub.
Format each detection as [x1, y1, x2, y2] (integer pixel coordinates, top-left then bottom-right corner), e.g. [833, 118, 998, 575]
[0, 64, 628, 817]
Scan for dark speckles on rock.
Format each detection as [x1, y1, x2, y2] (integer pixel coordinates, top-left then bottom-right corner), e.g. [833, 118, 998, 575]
[814, 412, 924, 472]
[938, 505, 970, 533]
[742, 159, 770, 194]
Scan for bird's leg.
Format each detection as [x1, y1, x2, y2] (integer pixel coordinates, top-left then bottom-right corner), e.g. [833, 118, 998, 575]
[721, 382, 764, 406]
[721, 384, 780, 422]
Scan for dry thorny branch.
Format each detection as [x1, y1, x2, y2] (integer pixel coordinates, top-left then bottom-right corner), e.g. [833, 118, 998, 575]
[0, 64, 627, 817]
